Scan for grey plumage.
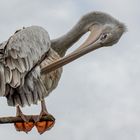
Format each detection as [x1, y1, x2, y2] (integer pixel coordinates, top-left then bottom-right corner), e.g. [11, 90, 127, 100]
[0, 11, 125, 108]
[0, 64, 5, 96]
[0, 26, 53, 106]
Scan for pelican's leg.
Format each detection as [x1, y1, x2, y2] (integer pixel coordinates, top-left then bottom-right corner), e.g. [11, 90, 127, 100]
[34, 99, 55, 134]
[14, 106, 34, 133]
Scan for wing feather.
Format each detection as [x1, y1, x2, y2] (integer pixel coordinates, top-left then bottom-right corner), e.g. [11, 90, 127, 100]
[0, 64, 5, 96]
[10, 69, 21, 87]
[9, 49, 18, 59]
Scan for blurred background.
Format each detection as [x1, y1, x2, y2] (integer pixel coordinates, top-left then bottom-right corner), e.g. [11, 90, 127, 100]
[0, 0, 139, 140]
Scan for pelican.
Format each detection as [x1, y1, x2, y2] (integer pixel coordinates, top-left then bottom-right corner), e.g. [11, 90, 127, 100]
[0, 11, 125, 134]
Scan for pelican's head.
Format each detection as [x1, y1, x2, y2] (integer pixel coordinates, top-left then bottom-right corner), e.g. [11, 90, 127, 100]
[42, 12, 126, 74]
[76, 11, 126, 50]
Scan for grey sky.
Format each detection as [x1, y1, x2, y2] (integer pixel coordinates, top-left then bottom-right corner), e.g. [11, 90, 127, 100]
[0, 0, 139, 140]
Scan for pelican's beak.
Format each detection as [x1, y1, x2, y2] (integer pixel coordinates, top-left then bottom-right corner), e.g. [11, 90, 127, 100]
[74, 25, 103, 52]
[41, 25, 103, 74]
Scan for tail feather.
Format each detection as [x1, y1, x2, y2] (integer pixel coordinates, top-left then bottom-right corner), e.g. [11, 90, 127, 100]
[14, 92, 22, 106]
[6, 88, 14, 106]
[19, 90, 30, 106]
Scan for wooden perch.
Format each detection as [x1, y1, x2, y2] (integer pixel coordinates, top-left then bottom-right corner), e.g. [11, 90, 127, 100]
[0, 114, 55, 124]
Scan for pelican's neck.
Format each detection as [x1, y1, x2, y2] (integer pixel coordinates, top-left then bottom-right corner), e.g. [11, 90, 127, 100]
[51, 21, 86, 57]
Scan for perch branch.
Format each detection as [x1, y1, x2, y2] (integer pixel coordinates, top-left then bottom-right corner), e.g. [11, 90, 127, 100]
[0, 115, 55, 124]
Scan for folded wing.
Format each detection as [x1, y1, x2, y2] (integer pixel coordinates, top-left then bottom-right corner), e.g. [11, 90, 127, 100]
[0, 26, 50, 106]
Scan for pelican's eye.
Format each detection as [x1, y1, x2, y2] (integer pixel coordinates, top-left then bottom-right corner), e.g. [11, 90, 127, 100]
[100, 33, 110, 41]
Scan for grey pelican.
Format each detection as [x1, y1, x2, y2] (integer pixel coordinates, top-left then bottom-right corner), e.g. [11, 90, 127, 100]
[0, 11, 125, 134]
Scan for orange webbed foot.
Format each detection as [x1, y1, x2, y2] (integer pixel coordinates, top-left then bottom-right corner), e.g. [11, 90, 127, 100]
[14, 106, 34, 133]
[14, 122, 34, 133]
[34, 100, 55, 134]
[35, 120, 55, 135]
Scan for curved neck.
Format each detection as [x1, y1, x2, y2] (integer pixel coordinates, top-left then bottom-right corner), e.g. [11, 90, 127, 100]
[51, 21, 86, 57]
